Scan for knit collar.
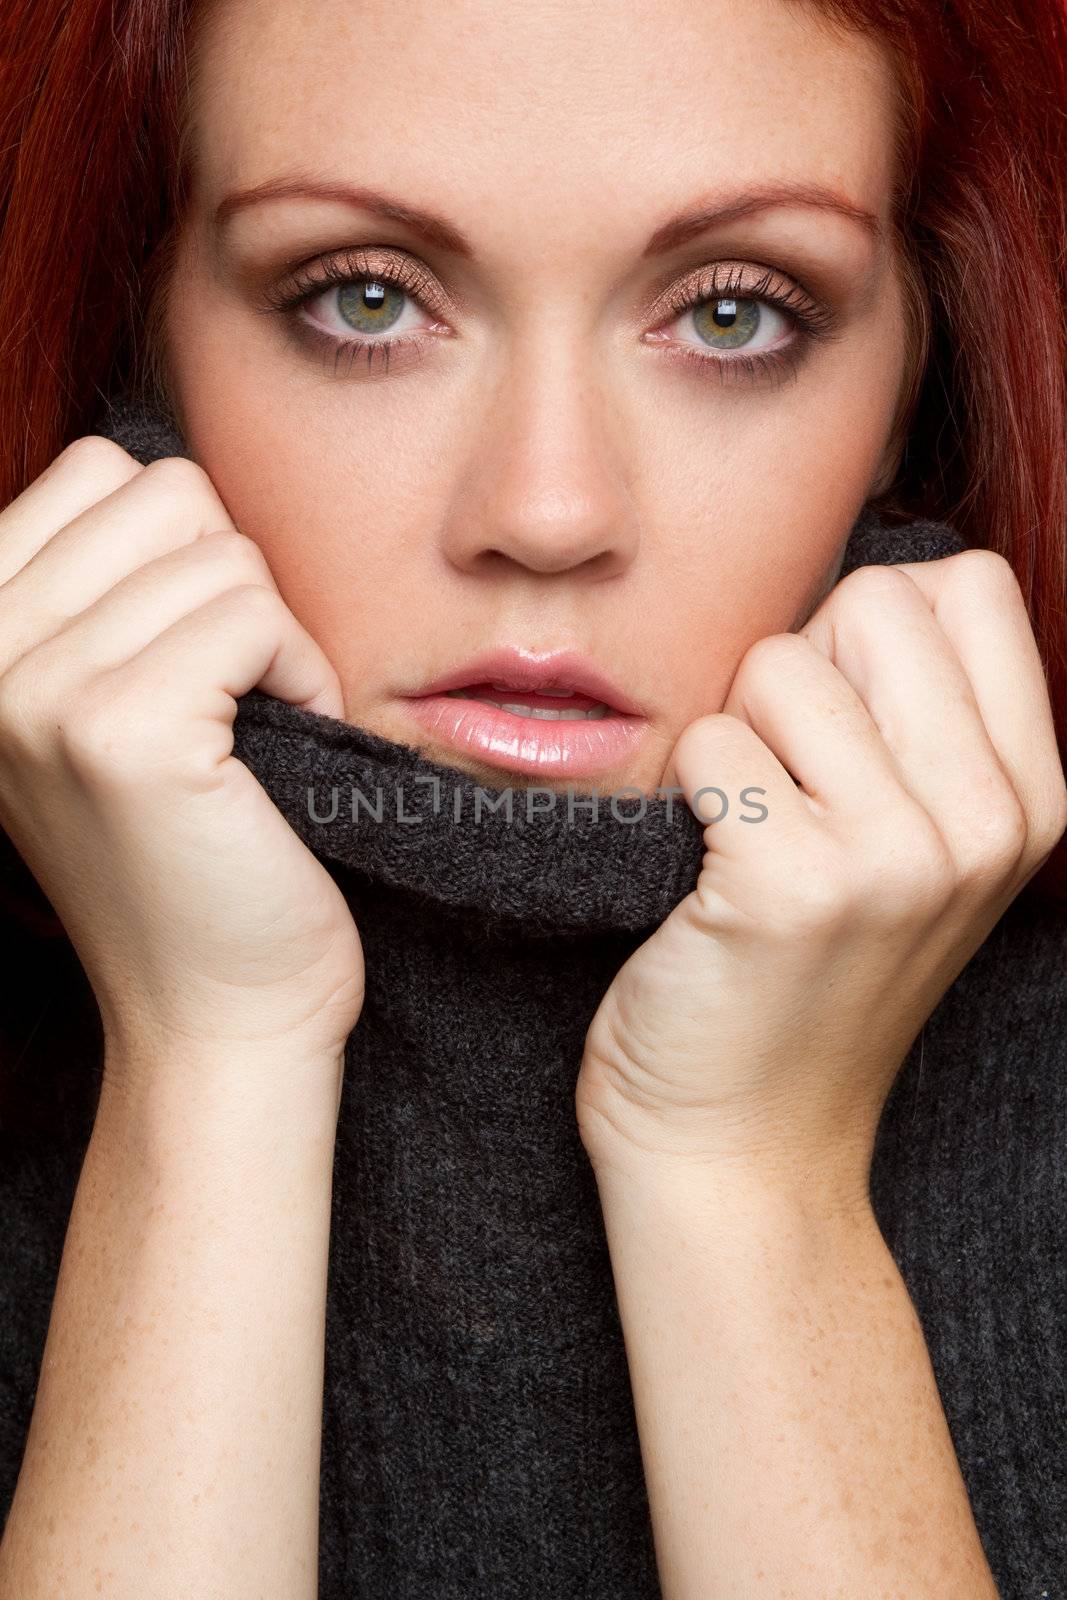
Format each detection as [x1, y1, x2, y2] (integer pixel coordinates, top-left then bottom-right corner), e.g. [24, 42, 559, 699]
[229, 686, 705, 939]
[48, 391, 966, 946]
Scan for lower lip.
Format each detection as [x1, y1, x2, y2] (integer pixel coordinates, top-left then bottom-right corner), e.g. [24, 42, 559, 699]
[401, 693, 648, 778]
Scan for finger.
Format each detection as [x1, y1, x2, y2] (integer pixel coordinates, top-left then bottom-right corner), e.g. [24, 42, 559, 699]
[669, 710, 814, 860]
[719, 629, 910, 824]
[0, 457, 249, 673]
[798, 562, 1033, 878]
[0, 436, 143, 580]
[885, 551, 1067, 854]
[10, 530, 278, 684]
[72, 585, 344, 749]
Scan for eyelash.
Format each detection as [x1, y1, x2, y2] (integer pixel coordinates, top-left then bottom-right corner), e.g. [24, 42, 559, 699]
[255, 246, 839, 387]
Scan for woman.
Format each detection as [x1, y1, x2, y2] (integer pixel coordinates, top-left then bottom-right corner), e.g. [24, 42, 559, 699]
[0, 0, 1065, 1595]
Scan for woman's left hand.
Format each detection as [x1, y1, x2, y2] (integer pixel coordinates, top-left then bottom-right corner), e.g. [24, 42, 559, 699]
[575, 550, 1067, 1209]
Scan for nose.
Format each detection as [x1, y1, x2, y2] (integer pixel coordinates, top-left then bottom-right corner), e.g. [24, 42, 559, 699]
[439, 339, 642, 581]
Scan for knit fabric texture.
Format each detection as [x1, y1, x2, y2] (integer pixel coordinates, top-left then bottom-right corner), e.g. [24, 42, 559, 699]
[0, 391, 1064, 1598]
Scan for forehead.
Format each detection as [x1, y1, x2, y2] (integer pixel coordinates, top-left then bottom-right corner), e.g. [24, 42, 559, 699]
[184, 0, 898, 239]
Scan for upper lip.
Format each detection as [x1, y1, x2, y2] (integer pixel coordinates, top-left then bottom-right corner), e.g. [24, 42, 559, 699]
[410, 646, 645, 716]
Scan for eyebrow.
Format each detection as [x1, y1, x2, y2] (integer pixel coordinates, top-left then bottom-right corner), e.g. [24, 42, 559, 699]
[641, 181, 883, 252]
[213, 179, 475, 255]
[212, 177, 883, 256]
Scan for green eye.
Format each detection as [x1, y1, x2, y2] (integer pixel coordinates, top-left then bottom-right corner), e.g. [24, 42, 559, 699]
[691, 297, 762, 349]
[336, 279, 407, 335]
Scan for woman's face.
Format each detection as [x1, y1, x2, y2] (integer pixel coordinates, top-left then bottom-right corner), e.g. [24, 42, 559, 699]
[161, 0, 909, 793]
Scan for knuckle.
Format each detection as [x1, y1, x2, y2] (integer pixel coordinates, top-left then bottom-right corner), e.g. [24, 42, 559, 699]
[197, 527, 273, 583]
[672, 711, 758, 784]
[0, 659, 48, 754]
[739, 631, 812, 679]
[1046, 777, 1067, 849]
[140, 453, 212, 498]
[947, 546, 1018, 593]
[677, 710, 743, 751]
[1026, 763, 1067, 854]
[967, 785, 1029, 875]
[56, 681, 124, 770]
[767, 843, 854, 933]
[224, 580, 282, 618]
[732, 634, 814, 701]
[833, 562, 916, 612]
[60, 433, 136, 476]
[868, 814, 956, 911]
[56, 676, 152, 778]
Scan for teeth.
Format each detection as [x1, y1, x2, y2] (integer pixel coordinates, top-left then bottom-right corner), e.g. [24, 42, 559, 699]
[445, 689, 609, 720]
[496, 701, 609, 721]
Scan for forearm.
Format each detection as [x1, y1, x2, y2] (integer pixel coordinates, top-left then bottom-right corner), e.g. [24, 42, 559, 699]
[0, 1040, 343, 1599]
[592, 1158, 999, 1600]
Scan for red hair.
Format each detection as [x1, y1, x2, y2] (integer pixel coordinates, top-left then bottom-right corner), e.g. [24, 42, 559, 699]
[1, 0, 1066, 914]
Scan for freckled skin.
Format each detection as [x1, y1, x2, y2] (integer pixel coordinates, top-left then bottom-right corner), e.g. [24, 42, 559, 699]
[160, 0, 908, 797]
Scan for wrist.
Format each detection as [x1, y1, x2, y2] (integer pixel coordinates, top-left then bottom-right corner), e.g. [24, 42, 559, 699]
[582, 1121, 876, 1239]
[100, 1031, 345, 1154]
[576, 1067, 875, 1229]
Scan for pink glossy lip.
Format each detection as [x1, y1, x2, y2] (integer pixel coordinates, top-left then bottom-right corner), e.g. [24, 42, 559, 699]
[410, 646, 644, 715]
[401, 646, 649, 778]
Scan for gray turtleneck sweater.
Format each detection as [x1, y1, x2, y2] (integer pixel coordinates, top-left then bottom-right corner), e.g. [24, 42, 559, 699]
[0, 396, 1064, 1598]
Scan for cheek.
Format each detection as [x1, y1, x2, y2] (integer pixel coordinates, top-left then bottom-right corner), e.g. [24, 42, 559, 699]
[164, 349, 448, 671]
[640, 373, 897, 727]
[211, 434, 442, 687]
[161, 264, 447, 657]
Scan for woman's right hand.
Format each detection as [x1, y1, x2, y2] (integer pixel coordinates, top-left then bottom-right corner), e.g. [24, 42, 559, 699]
[0, 435, 365, 1069]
